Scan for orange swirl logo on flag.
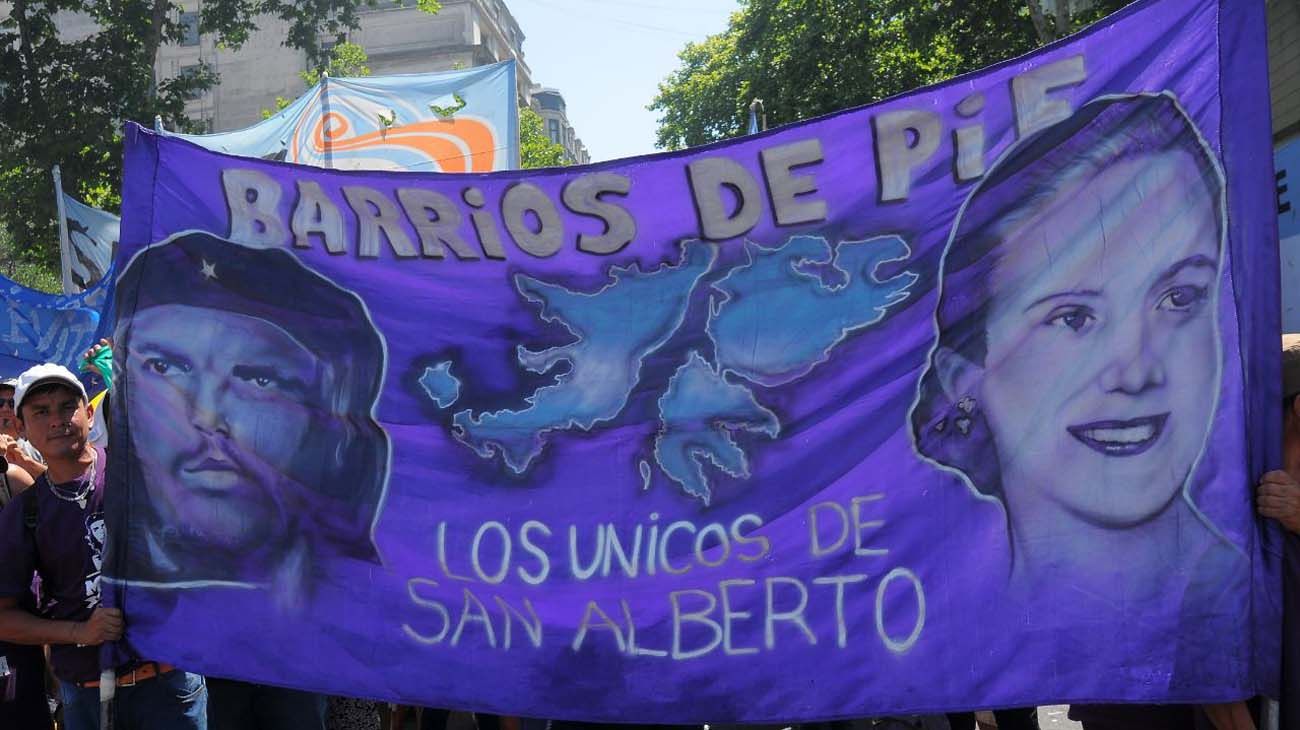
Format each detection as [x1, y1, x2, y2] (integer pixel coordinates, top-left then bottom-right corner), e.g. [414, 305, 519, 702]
[292, 110, 499, 172]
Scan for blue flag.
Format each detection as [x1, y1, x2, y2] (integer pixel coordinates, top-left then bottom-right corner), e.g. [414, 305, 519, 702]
[0, 271, 112, 381]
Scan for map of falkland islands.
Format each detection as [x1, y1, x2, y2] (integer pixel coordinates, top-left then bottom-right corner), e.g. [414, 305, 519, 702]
[420, 233, 916, 503]
[707, 234, 917, 386]
[449, 240, 717, 473]
[654, 352, 779, 504]
[418, 362, 461, 408]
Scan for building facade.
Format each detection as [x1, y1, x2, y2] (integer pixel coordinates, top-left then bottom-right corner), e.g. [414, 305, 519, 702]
[154, 0, 539, 134]
[1270, 0, 1300, 143]
[21, 1, 1297, 158]
[532, 87, 589, 165]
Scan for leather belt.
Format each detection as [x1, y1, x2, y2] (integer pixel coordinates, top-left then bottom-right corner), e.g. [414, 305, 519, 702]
[77, 662, 176, 688]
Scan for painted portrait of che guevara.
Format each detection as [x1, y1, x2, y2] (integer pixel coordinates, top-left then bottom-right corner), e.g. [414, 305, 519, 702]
[107, 231, 390, 605]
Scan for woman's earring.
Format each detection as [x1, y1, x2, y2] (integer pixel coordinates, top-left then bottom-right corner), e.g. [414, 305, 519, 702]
[954, 396, 976, 436]
[932, 396, 978, 436]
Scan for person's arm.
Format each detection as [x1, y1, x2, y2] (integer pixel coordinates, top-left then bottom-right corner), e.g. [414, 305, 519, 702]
[0, 596, 123, 646]
[0, 436, 44, 479]
[1202, 701, 1256, 730]
[81, 338, 113, 391]
[1257, 469, 1300, 533]
[4, 463, 33, 496]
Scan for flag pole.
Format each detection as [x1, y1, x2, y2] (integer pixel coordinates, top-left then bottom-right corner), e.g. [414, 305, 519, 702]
[321, 71, 333, 169]
[52, 165, 76, 295]
[748, 98, 766, 134]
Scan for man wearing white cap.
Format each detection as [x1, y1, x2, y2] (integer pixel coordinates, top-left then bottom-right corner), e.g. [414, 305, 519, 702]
[0, 363, 206, 729]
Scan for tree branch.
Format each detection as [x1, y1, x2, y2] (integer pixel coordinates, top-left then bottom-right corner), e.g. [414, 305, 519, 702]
[10, 0, 48, 118]
[1053, 0, 1071, 38]
[1024, 0, 1054, 44]
[143, 0, 173, 99]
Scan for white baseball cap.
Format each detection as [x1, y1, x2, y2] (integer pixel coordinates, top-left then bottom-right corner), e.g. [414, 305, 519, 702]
[14, 363, 89, 414]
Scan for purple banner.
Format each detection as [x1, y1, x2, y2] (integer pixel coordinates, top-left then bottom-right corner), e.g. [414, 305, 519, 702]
[106, 0, 1280, 721]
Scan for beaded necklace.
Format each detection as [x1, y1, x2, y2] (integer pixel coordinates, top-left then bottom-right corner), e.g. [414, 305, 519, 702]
[48, 459, 97, 510]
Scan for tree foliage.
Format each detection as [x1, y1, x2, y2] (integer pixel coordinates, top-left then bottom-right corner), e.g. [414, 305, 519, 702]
[265, 41, 373, 117]
[520, 106, 568, 169]
[650, 0, 1131, 151]
[0, 226, 60, 292]
[0, 0, 424, 270]
[302, 40, 372, 87]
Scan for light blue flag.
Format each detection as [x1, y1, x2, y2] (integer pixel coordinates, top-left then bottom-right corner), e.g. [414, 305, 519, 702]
[61, 194, 120, 293]
[163, 60, 519, 172]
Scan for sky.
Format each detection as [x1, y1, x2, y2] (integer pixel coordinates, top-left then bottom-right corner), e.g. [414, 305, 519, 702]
[505, 0, 742, 163]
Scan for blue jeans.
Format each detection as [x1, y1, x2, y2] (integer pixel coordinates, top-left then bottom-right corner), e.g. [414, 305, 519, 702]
[59, 670, 206, 730]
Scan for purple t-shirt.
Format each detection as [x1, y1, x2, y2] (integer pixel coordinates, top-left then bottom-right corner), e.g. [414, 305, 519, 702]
[0, 447, 107, 683]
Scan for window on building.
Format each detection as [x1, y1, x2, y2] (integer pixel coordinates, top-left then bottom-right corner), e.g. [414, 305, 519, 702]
[547, 119, 561, 144]
[180, 11, 200, 46]
[178, 64, 203, 99]
[536, 93, 564, 112]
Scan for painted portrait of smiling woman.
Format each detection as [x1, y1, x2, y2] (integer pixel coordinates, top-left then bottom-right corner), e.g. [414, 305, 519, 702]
[106, 232, 390, 608]
[910, 93, 1241, 602]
